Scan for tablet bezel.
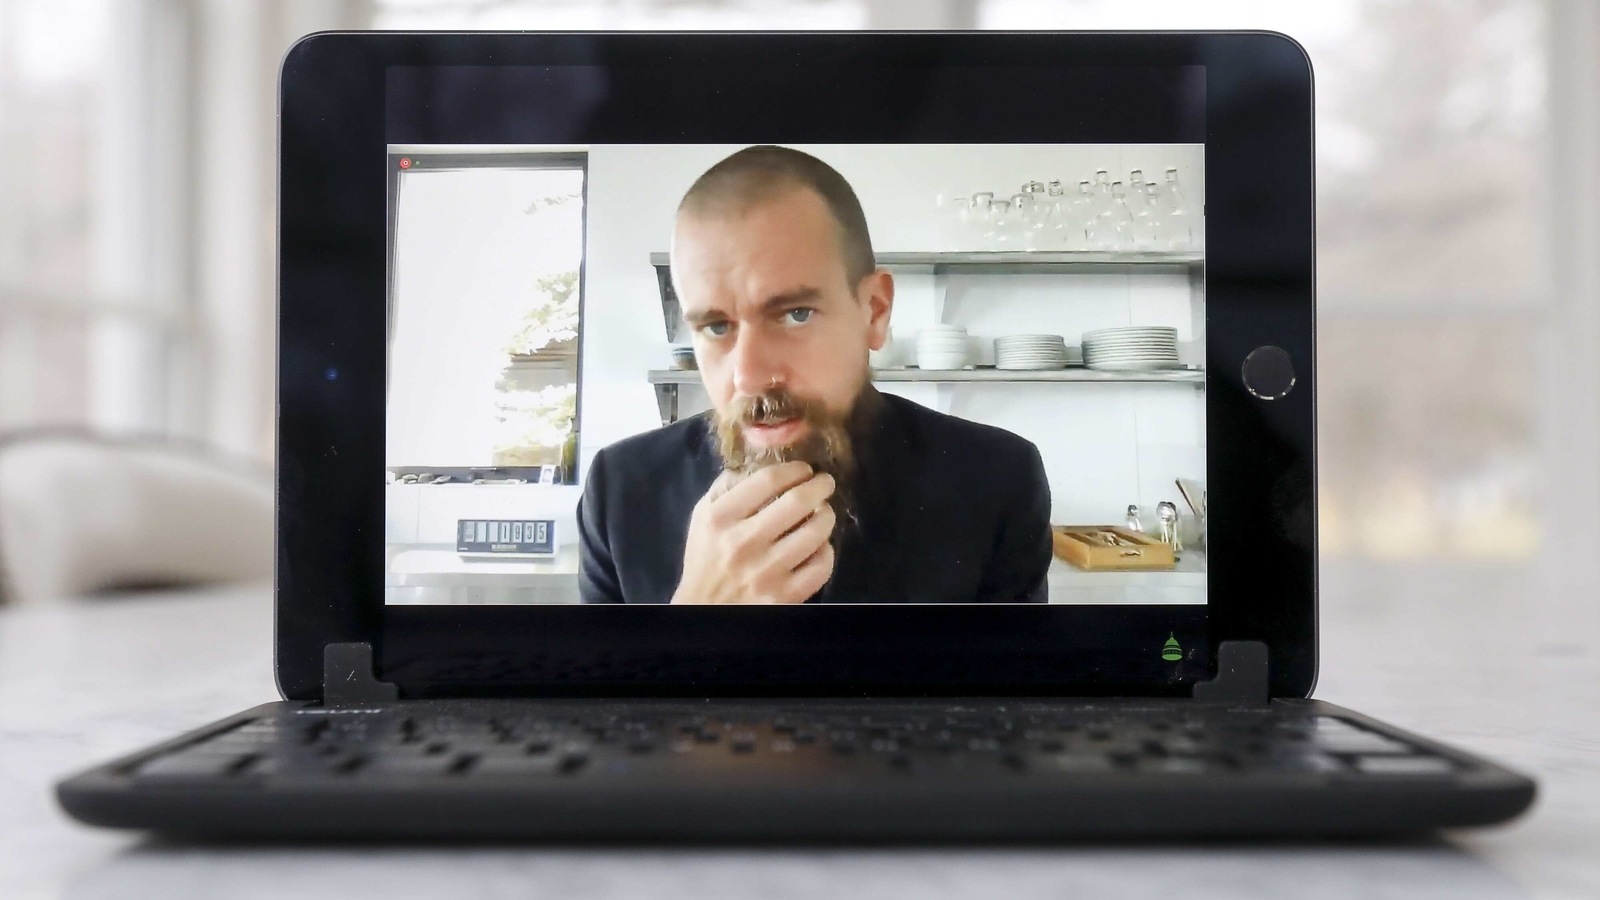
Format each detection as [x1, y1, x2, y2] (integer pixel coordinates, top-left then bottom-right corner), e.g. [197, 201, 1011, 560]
[276, 31, 1316, 701]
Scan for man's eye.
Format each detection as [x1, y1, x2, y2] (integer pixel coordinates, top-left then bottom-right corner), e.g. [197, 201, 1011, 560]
[784, 307, 815, 324]
[700, 321, 731, 337]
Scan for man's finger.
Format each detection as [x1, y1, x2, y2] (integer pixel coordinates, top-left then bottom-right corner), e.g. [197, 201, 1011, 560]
[782, 542, 835, 603]
[714, 460, 814, 520]
[766, 504, 836, 573]
[701, 469, 740, 504]
[748, 472, 836, 543]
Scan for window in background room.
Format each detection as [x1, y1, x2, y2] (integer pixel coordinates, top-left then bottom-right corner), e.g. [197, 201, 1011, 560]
[0, 0, 112, 431]
[386, 154, 585, 476]
[1309, 0, 1547, 561]
[372, 0, 870, 29]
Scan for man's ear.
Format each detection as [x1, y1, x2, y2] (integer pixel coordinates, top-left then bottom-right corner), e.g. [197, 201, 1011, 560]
[862, 269, 895, 351]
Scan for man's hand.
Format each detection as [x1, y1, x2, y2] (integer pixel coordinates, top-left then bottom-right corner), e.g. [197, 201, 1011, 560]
[671, 461, 837, 605]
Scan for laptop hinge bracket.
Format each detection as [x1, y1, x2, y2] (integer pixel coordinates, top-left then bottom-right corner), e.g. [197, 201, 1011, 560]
[1191, 640, 1270, 705]
[321, 642, 399, 707]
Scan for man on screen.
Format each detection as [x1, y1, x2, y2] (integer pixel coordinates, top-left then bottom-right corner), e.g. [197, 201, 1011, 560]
[578, 145, 1052, 604]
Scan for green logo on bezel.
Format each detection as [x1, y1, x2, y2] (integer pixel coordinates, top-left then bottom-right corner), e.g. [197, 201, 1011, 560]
[1161, 633, 1183, 662]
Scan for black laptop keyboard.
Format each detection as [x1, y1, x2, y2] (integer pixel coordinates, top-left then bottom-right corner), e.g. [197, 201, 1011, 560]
[127, 702, 1464, 784]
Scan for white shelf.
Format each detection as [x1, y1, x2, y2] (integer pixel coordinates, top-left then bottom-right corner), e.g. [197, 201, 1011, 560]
[648, 368, 1203, 386]
[650, 250, 1202, 271]
[384, 547, 1206, 606]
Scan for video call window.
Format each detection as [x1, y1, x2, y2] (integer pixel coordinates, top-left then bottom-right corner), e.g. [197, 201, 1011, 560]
[386, 152, 585, 478]
[386, 144, 1206, 607]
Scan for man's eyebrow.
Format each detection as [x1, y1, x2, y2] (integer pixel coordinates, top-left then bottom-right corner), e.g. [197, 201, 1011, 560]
[760, 286, 822, 313]
[682, 307, 725, 328]
[682, 287, 823, 327]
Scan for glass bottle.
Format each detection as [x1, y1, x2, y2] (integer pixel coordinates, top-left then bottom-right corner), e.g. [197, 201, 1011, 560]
[1163, 167, 1195, 250]
[1138, 181, 1164, 250]
[560, 429, 579, 484]
[1086, 170, 1118, 250]
[1110, 181, 1138, 250]
[1127, 169, 1146, 204]
[1021, 181, 1048, 250]
[1044, 179, 1069, 249]
[1071, 180, 1095, 250]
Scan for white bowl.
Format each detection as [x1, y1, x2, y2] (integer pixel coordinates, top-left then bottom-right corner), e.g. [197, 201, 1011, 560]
[917, 350, 969, 366]
[997, 334, 1067, 344]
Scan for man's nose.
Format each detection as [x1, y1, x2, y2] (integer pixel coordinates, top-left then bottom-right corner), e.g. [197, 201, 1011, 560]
[730, 327, 784, 396]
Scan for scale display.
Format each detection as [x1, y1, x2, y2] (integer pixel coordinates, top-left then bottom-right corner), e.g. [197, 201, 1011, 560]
[456, 519, 556, 556]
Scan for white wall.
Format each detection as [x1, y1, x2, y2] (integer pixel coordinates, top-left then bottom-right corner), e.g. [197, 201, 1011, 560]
[387, 142, 1206, 551]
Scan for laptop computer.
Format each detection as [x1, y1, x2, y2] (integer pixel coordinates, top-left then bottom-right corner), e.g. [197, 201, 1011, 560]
[56, 31, 1536, 839]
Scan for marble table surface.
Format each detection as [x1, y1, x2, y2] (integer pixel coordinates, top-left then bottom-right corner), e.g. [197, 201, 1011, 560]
[2, 563, 1596, 900]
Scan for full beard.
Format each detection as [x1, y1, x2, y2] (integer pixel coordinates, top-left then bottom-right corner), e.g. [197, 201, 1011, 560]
[712, 384, 879, 543]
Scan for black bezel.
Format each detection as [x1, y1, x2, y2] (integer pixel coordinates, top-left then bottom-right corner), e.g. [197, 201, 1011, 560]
[277, 31, 1315, 701]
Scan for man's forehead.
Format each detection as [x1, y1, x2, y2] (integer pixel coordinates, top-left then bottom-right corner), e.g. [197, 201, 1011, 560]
[672, 220, 847, 317]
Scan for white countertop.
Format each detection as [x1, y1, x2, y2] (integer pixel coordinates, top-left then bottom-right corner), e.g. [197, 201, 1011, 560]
[385, 547, 1207, 604]
[3, 562, 1597, 899]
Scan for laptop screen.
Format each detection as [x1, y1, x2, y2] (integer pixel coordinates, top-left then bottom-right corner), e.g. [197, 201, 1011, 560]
[384, 138, 1205, 611]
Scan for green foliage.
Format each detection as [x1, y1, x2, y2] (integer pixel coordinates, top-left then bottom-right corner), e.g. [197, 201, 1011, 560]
[505, 270, 579, 357]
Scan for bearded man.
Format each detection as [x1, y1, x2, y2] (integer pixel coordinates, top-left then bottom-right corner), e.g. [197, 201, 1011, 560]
[577, 145, 1052, 604]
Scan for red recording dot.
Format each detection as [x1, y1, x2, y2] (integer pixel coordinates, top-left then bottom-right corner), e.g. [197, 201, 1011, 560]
[399, 157, 412, 169]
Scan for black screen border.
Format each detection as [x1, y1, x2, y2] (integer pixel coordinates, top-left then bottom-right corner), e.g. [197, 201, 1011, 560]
[276, 31, 1315, 701]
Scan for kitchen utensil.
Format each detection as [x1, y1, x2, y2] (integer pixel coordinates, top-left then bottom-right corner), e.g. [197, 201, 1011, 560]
[1175, 478, 1205, 518]
[1157, 501, 1182, 554]
[1125, 504, 1143, 533]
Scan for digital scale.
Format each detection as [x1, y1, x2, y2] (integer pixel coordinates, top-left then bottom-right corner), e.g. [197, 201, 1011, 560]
[456, 518, 556, 557]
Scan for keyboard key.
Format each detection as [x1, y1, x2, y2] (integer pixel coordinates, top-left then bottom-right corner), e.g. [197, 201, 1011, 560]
[1352, 756, 1457, 777]
[360, 754, 463, 777]
[136, 752, 251, 782]
[1308, 719, 1413, 754]
[1315, 732, 1413, 755]
[1141, 756, 1212, 775]
[469, 754, 578, 778]
[1254, 753, 1346, 775]
[1048, 755, 1115, 774]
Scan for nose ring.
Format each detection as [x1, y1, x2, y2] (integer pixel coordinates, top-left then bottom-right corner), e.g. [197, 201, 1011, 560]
[769, 375, 780, 388]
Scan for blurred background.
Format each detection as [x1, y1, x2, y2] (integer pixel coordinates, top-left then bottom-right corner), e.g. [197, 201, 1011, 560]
[0, 0, 1595, 642]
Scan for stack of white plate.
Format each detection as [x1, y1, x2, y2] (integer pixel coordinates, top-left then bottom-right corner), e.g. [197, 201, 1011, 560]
[995, 334, 1070, 370]
[1082, 326, 1181, 371]
[916, 325, 971, 370]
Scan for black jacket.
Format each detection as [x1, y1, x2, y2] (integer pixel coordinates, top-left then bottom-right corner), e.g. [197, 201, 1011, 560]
[577, 392, 1052, 604]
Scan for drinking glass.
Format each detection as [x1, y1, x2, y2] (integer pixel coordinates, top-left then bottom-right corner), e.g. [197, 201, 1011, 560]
[989, 198, 1016, 247]
[935, 191, 969, 249]
[970, 192, 995, 247]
